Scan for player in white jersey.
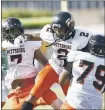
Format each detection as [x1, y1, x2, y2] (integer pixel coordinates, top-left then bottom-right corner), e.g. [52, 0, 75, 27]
[2, 17, 62, 109]
[59, 34, 105, 109]
[21, 12, 93, 110]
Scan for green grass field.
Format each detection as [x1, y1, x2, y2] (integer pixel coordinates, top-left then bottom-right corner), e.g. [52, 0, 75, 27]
[35, 83, 105, 109]
[2, 17, 52, 29]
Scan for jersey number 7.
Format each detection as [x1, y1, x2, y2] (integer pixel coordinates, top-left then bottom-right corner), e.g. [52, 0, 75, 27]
[10, 54, 22, 64]
[77, 60, 105, 93]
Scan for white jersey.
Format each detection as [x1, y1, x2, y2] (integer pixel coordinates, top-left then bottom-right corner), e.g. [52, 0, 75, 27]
[2, 80, 8, 102]
[66, 51, 105, 109]
[2, 36, 42, 89]
[40, 24, 93, 75]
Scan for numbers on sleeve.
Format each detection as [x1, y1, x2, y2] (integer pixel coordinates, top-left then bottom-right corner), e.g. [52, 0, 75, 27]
[80, 32, 89, 37]
[57, 49, 69, 67]
[77, 60, 105, 93]
[10, 54, 22, 64]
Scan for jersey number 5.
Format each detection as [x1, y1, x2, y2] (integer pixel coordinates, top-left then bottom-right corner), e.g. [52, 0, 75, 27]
[10, 54, 22, 64]
[77, 60, 105, 93]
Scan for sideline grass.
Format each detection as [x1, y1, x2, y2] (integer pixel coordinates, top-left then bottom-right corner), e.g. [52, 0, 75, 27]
[21, 17, 52, 29]
[2, 17, 52, 29]
[2, 9, 54, 19]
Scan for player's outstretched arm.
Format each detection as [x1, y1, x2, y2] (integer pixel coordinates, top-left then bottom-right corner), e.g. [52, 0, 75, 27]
[59, 62, 73, 86]
[34, 48, 48, 66]
[24, 33, 42, 41]
[59, 69, 70, 86]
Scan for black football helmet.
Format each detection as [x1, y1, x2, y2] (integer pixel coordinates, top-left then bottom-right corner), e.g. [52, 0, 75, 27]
[51, 11, 75, 41]
[2, 17, 24, 44]
[88, 34, 105, 57]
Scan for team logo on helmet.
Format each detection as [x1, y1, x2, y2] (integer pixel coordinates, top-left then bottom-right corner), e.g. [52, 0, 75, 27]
[89, 39, 95, 44]
[66, 17, 74, 27]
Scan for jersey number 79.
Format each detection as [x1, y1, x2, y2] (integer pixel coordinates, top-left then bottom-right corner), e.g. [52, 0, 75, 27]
[77, 60, 105, 93]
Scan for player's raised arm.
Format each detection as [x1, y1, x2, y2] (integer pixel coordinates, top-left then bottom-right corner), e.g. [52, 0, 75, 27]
[34, 48, 48, 66]
[59, 69, 70, 86]
[24, 33, 42, 41]
[59, 61, 73, 86]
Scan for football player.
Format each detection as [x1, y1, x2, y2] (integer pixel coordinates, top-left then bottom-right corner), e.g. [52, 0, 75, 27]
[59, 34, 105, 109]
[2, 17, 62, 109]
[21, 11, 93, 110]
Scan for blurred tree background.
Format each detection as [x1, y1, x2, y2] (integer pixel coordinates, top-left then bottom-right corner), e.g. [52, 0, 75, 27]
[2, 0, 104, 29]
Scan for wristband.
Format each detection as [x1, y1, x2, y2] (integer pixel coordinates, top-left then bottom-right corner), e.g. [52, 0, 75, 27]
[21, 101, 34, 110]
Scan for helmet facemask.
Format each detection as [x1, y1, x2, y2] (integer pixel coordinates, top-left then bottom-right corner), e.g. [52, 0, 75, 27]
[88, 35, 105, 57]
[2, 27, 21, 44]
[51, 24, 66, 40]
[90, 45, 105, 57]
[2, 17, 24, 44]
[51, 17, 75, 41]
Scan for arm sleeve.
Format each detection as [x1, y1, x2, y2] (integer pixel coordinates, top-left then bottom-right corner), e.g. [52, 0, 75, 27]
[40, 25, 55, 43]
[67, 51, 77, 62]
[65, 51, 80, 80]
[78, 31, 93, 50]
[65, 62, 73, 80]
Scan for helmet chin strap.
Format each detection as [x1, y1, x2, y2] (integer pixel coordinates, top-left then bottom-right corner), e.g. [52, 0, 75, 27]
[8, 39, 14, 44]
[45, 39, 58, 47]
[45, 37, 60, 47]
[7, 35, 15, 44]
